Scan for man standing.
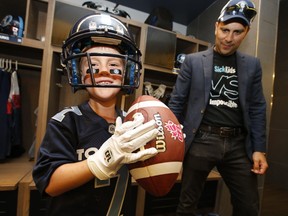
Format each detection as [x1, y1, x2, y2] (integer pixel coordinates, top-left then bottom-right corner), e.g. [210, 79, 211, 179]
[168, 0, 268, 215]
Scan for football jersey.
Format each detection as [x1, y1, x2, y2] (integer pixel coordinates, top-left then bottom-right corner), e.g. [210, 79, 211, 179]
[0, 68, 11, 160]
[33, 102, 132, 216]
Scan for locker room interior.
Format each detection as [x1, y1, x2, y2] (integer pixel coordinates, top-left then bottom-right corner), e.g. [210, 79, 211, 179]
[0, 0, 287, 215]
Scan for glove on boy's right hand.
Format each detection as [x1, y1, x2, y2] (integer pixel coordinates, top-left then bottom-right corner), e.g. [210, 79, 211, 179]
[87, 113, 159, 180]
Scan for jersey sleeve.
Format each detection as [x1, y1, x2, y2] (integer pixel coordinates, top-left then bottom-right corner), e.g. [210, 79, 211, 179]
[32, 106, 84, 196]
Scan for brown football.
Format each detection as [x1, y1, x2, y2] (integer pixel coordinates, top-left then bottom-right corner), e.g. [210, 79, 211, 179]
[125, 95, 185, 197]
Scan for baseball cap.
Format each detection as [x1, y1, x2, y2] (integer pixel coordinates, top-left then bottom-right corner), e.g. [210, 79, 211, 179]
[218, 0, 257, 26]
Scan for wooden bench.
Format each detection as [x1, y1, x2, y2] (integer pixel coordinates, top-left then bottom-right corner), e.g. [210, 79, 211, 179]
[0, 156, 34, 216]
[0, 156, 33, 191]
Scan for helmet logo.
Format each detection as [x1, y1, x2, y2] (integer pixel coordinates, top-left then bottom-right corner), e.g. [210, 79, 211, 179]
[116, 25, 124, 35]
[12, 26, 19, 36]
[237, 1, 248, 13]
[89, 21, 97, 30]
[98, 24, 114, 31]
[97, 24, 124, 35]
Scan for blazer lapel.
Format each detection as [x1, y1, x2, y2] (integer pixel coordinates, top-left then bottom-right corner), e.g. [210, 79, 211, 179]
[202, 48, 214, 103]
[236, 52, 247, 109]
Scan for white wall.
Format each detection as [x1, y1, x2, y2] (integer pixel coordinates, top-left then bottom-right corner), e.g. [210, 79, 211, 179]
[186, 0, 227, 44]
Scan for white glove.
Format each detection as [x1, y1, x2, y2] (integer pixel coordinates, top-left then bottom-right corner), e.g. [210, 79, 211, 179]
[87, 113, 159, 180]
[153, 84, 166, 99]
[144, 81, 154, 96]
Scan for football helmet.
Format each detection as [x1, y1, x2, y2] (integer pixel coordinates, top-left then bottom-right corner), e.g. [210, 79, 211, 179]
[218, 0, 257, 26]
[61, 13, 142, 93]
[0, 15, 24, 37]
[175, 53, 186, 68]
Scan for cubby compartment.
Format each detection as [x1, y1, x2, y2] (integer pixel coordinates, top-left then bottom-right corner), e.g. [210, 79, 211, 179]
[0, 42, 43, 66]
[45, 51, 62, 119]
[0, 190, 18, 215]
[144, 26, 176, 70]
[52, 1, 96, 47]
[0, 0, 27, 30]
[46, 51, 89, 118]
[199, 43, 210, 51]
[176, 34, 210, 54]
[126, 23, 142, 48]
[176, 36, 198, 54]
[0, 42, 42, 159]
[25, 0, 48, 41]
[142, 68, 177, 105]
[174, 34, 210, 71]
[0, 0, 27, 45]
[0, 0, 47, 47]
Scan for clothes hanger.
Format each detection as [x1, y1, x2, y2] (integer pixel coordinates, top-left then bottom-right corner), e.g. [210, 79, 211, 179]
[0, 58, 4, 69]
[8, 59, 12, 72]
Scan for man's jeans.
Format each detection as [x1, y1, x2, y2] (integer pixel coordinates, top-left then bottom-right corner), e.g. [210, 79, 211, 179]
[176, 130, 259, 216]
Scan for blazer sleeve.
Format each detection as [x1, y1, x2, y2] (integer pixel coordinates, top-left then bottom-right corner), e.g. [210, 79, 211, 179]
[246, 57, 267, 153]
[168, 54, 194, 123]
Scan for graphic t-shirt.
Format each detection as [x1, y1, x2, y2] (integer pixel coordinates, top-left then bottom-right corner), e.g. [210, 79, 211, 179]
[202, 51, 243, 127]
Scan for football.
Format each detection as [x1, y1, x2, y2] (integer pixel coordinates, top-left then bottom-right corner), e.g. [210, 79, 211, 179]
[125, 95, 185, 197]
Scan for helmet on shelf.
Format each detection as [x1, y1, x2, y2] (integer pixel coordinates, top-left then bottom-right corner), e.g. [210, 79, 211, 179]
[0, 15, 24, 37]
[61, 13, 142, 93]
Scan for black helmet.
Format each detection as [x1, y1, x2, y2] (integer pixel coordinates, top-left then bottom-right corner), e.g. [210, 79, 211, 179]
[218, 0, 257, 26]
[61, 13, 142, 93]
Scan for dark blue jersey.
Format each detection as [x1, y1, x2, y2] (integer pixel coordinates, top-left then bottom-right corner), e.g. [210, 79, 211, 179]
[0, 68, 11, 160]
[33, 101, 132, 216]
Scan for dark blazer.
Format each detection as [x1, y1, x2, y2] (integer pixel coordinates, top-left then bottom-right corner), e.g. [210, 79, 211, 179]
[168, 47, 266, 160]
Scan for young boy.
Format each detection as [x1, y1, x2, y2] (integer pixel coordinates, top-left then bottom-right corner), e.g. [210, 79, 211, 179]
[33, 13, 158, 216]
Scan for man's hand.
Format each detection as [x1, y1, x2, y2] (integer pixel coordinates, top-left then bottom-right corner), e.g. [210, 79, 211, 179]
[87, 113, 159, 180]
[251, 152, 269, 175]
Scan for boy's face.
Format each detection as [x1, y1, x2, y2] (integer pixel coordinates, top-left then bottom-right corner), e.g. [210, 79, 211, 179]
[80, 46, 124, 101]
[214, 21, 249, 56]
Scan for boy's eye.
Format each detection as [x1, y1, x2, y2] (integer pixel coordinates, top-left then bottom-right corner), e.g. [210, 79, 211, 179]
[86, 68, 99, 74]
[85, 68, 122, 75]
[110, 69, 122, 75]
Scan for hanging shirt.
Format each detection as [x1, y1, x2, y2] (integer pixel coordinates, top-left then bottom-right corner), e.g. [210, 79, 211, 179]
[7, 71, 24, 157]
[0, 68, 11, 160]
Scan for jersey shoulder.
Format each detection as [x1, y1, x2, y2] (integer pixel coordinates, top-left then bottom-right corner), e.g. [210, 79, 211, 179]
[51, 106, 83, 123]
